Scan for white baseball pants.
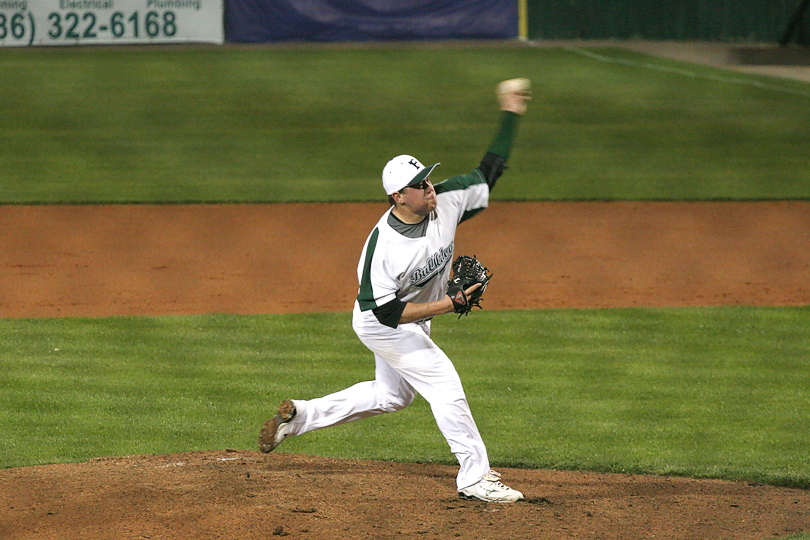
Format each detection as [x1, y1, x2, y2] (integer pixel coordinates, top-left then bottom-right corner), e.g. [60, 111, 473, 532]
[285, 308, 490, 490]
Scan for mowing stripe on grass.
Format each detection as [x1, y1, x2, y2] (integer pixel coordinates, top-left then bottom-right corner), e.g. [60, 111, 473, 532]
[563, 46, 810, 99]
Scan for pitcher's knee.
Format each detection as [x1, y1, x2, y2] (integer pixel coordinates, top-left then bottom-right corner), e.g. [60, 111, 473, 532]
[377, 391, 415, 413]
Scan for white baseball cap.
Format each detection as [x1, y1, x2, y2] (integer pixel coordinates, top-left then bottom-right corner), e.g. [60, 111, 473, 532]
[382, 155, 440, 196]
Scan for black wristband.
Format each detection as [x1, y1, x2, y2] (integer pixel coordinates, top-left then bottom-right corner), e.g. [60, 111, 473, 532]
[478, 152, 508, 191]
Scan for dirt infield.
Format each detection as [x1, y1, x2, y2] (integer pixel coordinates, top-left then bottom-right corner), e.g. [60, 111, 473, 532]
[2, 201, 809, 318]
[2, 201, 810, 540]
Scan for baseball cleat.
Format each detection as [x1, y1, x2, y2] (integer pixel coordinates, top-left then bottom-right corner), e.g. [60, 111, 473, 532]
[458, 471, 524, 503]
[258, 400, 297, 453]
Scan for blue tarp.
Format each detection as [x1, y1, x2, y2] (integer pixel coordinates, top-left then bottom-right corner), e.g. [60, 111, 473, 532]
[225, 0, 517, 43]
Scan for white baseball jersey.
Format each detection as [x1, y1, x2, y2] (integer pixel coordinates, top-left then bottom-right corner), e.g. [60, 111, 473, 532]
[354, 169, 490, 329]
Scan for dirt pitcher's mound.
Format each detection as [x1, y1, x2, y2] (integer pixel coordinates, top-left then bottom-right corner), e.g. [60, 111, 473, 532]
[1, 450, 808, 540]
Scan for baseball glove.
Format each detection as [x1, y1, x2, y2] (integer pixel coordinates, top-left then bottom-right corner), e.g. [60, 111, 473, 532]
[446, 255, 492, 317]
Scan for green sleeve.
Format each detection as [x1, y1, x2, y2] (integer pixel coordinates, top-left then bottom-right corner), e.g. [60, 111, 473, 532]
[487, 111, 521, 161]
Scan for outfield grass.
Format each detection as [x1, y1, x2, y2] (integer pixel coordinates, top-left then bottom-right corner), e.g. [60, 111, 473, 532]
[2, 307, 808, 489]
[1, 44, 809, 203]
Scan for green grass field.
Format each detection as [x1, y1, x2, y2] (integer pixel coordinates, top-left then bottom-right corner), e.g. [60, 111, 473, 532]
[2, 307, 809, 491]
[1, 44, 809, 203]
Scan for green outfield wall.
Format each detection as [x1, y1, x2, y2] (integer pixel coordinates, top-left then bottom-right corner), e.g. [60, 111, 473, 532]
[526, 0, 809, 42]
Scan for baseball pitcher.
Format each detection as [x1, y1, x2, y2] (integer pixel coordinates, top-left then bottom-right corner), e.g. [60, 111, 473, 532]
[259, 79, 531, 503]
